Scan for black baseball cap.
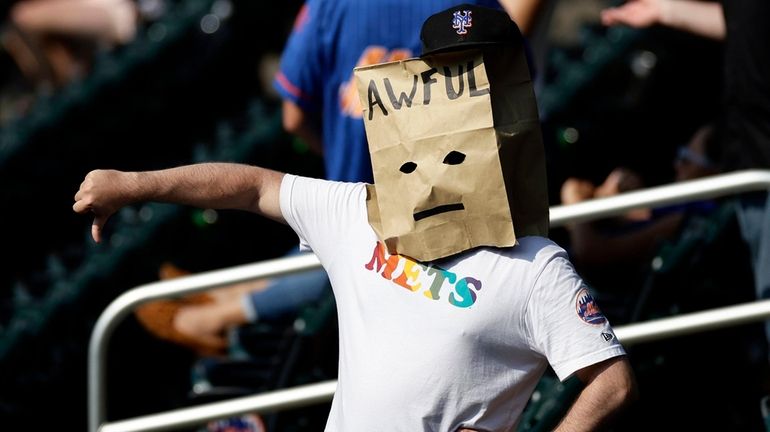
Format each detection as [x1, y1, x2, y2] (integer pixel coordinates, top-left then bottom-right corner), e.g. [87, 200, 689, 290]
[420, 4, 524, 56]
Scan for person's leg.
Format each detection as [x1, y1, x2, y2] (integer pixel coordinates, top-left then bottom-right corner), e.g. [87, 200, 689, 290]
[736, 193, 770, 302]
[757, 194, 770, 305]
[135, 249, 328, 354]
[243, 248, 330, 322]
[736, 193, 770, 368]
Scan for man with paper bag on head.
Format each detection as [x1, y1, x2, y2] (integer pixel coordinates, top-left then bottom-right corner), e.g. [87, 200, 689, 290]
[359, 4, 549, 262]
[73, 4, 636, 431]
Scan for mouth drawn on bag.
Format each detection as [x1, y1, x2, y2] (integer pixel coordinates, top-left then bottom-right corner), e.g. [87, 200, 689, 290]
[413, 203, 465, 221]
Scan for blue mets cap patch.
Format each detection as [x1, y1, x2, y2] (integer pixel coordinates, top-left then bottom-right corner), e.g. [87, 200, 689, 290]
[575, 287, 607, 325]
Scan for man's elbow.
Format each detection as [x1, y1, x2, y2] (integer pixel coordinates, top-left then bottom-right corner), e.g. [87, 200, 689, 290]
[614, 373, 639, 410]
[609, 360, 639, 411]
[581, 356, 639, 410]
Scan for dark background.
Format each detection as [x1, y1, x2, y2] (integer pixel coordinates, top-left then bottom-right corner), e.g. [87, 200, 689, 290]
[0, 1, 765, 431]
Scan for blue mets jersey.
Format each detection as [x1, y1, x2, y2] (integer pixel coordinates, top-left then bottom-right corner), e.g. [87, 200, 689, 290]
[274, 0, 501, 183]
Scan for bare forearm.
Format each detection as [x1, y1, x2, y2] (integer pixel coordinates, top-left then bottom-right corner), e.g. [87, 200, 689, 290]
[496, 0, 544, 34]
[133, 163, 280, 213]
[602, 0, 725, 40]
[74, 163, 285, 242]
[555, 357, 637, 431]
[660, 0, 725, 40]
[556, 381, 626, 431]
[12, 0, 137, 44]
[567, 212, 682, 266]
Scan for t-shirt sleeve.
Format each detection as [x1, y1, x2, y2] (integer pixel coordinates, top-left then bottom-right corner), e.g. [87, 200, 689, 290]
[524, 252, 626, 381]
[273, 0, 324, 112]
[280, 174, 367, 260]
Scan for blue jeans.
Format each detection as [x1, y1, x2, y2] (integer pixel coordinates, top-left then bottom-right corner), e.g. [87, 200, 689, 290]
[244, 247, 330, 322]
[736, 192, 770, 340]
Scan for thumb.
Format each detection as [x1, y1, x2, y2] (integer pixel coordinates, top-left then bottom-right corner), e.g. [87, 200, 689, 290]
[92, 214, 110, 243]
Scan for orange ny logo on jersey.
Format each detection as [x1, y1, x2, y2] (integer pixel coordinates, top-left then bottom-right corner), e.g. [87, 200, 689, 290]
[339, 46, 412, 118]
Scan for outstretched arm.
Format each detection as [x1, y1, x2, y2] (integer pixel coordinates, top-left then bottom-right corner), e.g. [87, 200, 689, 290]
[11, 0, 137, 45]
[73, 163, 285, 243]
[496, 0, 545, 35]
[555, 356, 638, 431]
[601, 0, 725, 40]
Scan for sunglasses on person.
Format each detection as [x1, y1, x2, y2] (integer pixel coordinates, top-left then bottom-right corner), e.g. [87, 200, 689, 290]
[676, 146, 714, 169]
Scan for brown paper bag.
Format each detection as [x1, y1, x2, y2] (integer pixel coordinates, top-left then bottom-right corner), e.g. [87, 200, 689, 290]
[355, 48, 548, 262]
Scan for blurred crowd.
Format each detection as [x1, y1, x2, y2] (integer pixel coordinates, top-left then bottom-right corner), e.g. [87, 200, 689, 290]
[0, 0, 768, 431]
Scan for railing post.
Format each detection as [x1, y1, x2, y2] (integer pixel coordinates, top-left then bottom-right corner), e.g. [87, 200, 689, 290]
[89, 292, 142, 432]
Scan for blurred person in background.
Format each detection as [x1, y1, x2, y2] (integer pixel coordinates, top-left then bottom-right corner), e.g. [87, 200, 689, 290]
[0, 0, 138, 121]
[601, 0, 770, 353]
[601, 0, 725, 40]
[561, 123, 721, 270]
[602, 2, 770, 424]
[559, 123, 721, 314]
[275, 0, 545, 184]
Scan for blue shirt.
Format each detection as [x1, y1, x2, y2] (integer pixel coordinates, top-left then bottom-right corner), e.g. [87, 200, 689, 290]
[274, 0, 501, 182]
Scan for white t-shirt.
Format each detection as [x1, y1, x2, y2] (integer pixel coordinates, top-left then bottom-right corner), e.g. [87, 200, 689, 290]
[280, 174, 626, 432]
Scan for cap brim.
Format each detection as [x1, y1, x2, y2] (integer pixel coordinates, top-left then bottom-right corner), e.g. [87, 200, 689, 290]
[420, 41, 507, 57]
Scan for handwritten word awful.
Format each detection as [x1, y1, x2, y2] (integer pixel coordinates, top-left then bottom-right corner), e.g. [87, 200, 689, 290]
[365, 60, 489, 121]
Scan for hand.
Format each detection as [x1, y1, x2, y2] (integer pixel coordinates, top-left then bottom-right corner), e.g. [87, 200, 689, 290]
[600, 0, 666, 28]
[560, 178, 596, 205]
[594, 168, 651, 221]
[594, 167, 643, 198]
[172, 303, 231, 352]
[73, 169, 134, 243]
[173, 298, 249, 350]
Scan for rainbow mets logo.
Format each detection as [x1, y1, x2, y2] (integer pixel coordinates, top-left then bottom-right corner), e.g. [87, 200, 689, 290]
[452, 10, 472, 35]
[575, 287, 607, 325]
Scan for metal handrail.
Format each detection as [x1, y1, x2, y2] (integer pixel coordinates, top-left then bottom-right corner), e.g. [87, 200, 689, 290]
[90, 169, 770, 432]
[89, 253, 322, 432]
[100, 380, 338, 432]
[99, 299, 770, 432]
